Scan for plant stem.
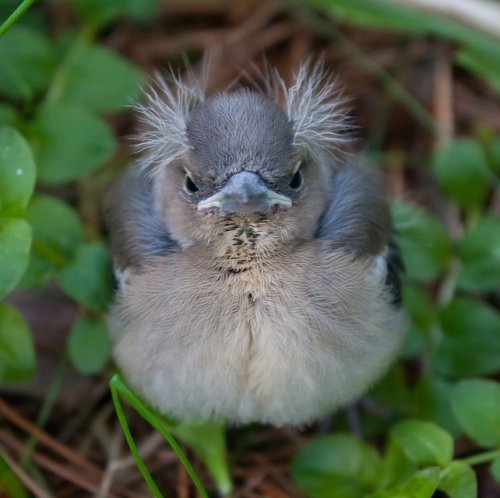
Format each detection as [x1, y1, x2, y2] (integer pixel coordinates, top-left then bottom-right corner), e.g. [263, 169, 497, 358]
[460, 447, 500, 466]
[0, 0, 35, 38]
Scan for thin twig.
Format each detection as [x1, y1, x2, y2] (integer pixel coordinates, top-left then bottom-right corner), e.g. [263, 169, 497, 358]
[0, 398, 101, 478]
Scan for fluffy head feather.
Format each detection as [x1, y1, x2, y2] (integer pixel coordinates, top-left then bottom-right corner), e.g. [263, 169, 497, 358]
[135, 60, 350, 176]
[277, 60, 351, 160]
[134, 70, 206, 176]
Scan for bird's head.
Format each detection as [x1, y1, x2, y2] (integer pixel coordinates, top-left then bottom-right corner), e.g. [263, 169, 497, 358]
[135, 62, 350, 249]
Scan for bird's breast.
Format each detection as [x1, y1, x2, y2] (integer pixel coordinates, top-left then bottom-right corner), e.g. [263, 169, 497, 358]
[110, 241, 404, 425]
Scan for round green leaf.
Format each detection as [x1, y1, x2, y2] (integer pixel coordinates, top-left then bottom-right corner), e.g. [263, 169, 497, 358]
[29, 104, 116, 184]
[390, 419, 453, 468]
[0, 126, 36, 215]
[398, 467, 440, 498]
[67, 317, 110, 374]
[457, 215, 500, 293]
[438, 461, 477, 498]
[25, 195, 83, 256]
[433, 298, 500, 377]
[451, 379, 500, 448]
[0, 26, 56, 102]
[57, 242, 112, 311]
[382, 439, 417, 489]
[291, 433, 383, 498]
[60, 45, 143, 112]
[0, 304, 34, 382]
[432, 139, 491, 207]
[0, 217, 31, 299]
[20, 195, 83, 288]
[391, 201, 451, 282]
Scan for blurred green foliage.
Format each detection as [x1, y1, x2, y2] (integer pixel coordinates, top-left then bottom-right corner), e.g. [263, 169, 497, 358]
[0, 0, 146, 382]
[0, 0, 499, 497]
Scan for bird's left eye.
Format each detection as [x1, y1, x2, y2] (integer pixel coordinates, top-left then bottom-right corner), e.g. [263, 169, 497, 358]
[183, 172, 199, 194]
[289, 161, 304, 190]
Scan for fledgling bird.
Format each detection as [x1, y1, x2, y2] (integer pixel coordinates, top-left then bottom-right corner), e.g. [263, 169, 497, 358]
[105, 62, 405, 427]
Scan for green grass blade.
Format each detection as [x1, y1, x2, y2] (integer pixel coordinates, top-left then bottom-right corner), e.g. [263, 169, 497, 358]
[0, 0, 36, 37]
[110, 378, 163, 498]
[110, 373, 209, 498]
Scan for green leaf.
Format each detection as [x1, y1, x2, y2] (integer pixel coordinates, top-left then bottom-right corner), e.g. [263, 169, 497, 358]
[291, 433, 383, 498]
[457, 48, 500, 93]
[451, 379, 500, 448]
[390, 419, 453, 468]
[57, 242, 112, 311]
[373, 469, 440, 498]
[0, 453, 28, 498]
[398, 467, 440, 498]
[438, 461, 477, 498]
[457, 215, 500, 293]
[391, 201, 451, 282]
[0, 304, 34, 382]
[67, 317, 110, 374]
[25, 195, 83, 256]
[491, 458, 500, 484]
[0, 25, 56, 101]
[433, 298, 500, 377]
[60, 45, 143, 112]
[0, 126, 36, 215]
[432, 139, 491, 207]
[20, 195, 83, 288]
[0, 217, 31, 299]
[413, 377, 461, 437]
[29, 104, 116, 184]
[171, 420, 231, 497]
[382, 438, 417, 489]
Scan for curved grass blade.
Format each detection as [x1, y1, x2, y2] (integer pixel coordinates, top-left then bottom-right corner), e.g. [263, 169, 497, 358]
[110, 373, 209, 498]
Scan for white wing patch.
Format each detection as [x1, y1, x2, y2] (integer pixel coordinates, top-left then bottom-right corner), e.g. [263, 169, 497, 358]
[367, 249, 389, 287]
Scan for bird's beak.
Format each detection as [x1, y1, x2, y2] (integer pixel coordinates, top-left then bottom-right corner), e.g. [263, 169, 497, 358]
[197, 172, 292, 215]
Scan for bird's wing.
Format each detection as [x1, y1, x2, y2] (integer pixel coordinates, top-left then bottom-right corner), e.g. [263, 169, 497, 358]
[103, 165, 178, 284]
[316, 159, 403, 304]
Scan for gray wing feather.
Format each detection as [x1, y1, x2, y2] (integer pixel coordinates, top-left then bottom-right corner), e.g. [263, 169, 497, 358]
[316, 158, 404, 304]
[103, 166, 178, 273]
[316, 159, 391, 256]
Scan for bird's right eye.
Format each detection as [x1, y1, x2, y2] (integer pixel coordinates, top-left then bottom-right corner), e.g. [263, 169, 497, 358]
[183, 172, 199, 194]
